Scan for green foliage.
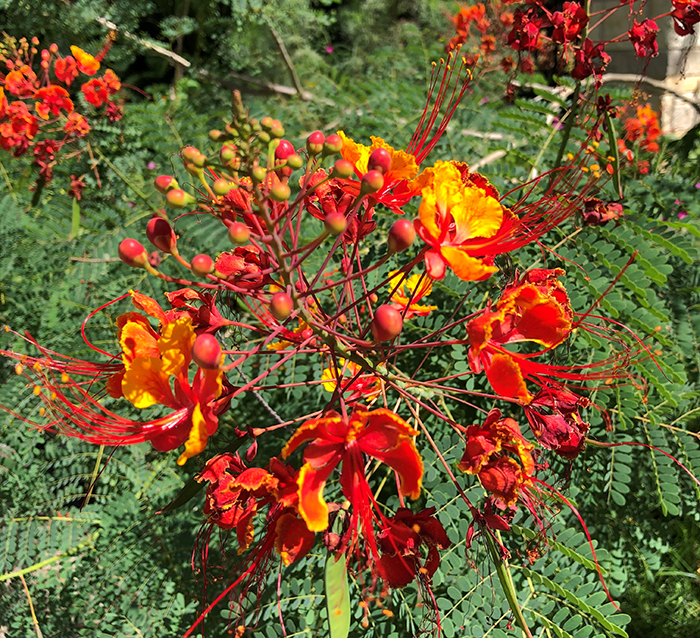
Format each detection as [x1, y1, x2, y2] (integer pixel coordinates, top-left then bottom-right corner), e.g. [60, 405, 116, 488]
[2, 5, 700, 638]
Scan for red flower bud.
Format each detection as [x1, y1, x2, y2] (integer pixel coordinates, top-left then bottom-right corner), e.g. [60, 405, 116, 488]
[270, 183, 291, 202]
[371, 305, 403, 342]
[324, 134, 343, 154]
[155, 175, 178, 194]
[118, 238, 149, 268]
[332, 159, 354, 179]
[166, 188, 194, 208]
[324, 212, 347, 236]
[191, 333, 221, 370]
[387, 218, 416, 253]
[367, 147, 391, 174]
[306, 130, 325, 155]
[360, 169, 384, 194]
[270, 292, 293, 321]
[191, 254, 214, 277]
[146, 217, 177, 253]
[228, 222, 251, 245]
[275, 139, 295, 160]
[212, 178, 233, 196]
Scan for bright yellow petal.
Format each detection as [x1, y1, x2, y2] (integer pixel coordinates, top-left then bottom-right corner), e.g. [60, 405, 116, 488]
[440, 247, 499, 282]
[158, 317, 195, 376]
[451, 188, 504, 243]
[122, 357, 175, 409]
[337, 130, 370, 173]
[177, 403, 209, 465]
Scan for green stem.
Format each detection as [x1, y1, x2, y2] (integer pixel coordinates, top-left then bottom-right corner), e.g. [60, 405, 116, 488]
[0, 532, 99, 582]
[486, 533, 534, 638]
[552, 82, 581, 172]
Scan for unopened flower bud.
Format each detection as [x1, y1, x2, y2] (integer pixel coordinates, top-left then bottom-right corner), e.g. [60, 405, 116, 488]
[228, 222, 250, 244]
[369, 293, 378, 304]
[324, 134, 343, 154]
[360, 169, 384, 194]
[275, 139, 295, 160]
[367, 147, 391, 174]
[212, 178, 233, 196]
[258, 131, 271, 144]
[252, 166, 267, 183]
[209, 129, 223, 142]
[192, 334, 221, 370]
[49, 43, 58, 54]
[182, 146, 205, 167]
[306, 131, 325, 155]
[269, 183, 291, 202]
[166, 188, 195, 208]
[146, 217, 177, 253]
[270, 120, 285, 138]
[387, 218, 416, 253]
[371, 305, 403, 342]
[270, 292, 293, 321]
[191, 254, 214, 277]
[118, 238, 149, 268]
[287, 154, 304, 170]
[261, 116, 275, 130]
[324, 212, 347, 236]
[220, 143, 237, 164]
[332, 159, 354, 179]
[155, 175, 178, 194]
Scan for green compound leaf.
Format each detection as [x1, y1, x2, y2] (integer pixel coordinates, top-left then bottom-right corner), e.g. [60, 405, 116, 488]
[325, 553, 351, 638]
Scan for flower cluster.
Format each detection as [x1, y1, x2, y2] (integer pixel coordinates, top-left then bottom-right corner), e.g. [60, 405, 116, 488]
[0, 34, 122, 196]
[446, 0, 697, 84]
[1, 57, 653, 634]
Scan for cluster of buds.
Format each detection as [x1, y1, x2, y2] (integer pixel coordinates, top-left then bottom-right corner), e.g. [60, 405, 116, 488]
[0, 33, 122, 197]
[448, 0, 699, 84]
[1, 59, 659, 635]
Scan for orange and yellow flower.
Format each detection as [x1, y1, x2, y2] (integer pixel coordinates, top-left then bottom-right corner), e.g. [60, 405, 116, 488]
[388, 270, 437, 319]
[282, 407, 423, 533]
[466, 268, 573, 402]
[34, 85, 73, 120]
[457, 408, 535, 506]
[320, 358, 382, 404]
[414, 160, 516, 282]
[70, 46, 100, 76]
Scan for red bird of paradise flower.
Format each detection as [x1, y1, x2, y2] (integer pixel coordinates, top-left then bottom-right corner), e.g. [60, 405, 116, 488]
[457, 408, 536, 507]
[1, 291, 231, 465]
[281, 407, 423, 544]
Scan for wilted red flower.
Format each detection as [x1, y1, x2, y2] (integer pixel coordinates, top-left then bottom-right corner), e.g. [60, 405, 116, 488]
[303, 168, 376, 243]
[457, 409, 535, 506]
[582, 198, 624, 226]
[54, 56, 78, 85]
[551, 2, 589, 45]
[671, 0, 700, 35]
[34, 85, 73, 120]
[571, 39, 610, 81]
[629, 19, 659, 58]
[198, 454, 315, 564]
[507, 9, 544, 52]
[68, 174, 86, 201]
[524, 386, 590, 459]
[377, 507, 451, 587]
[214, 246, 274, 291]
[164, 288, 237, 333]
[64, 112, 90, 137]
